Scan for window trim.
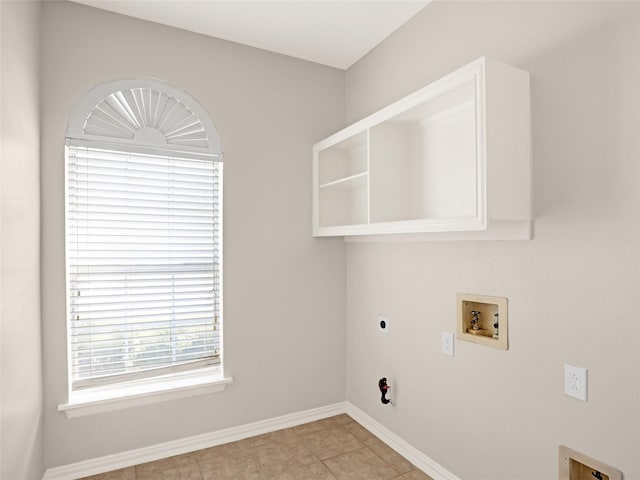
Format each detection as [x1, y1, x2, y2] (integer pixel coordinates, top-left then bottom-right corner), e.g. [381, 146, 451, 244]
[59, 368, 233, 419]
[65, 144, 223, 389]
[62, 78, 228, 411]
[66, 78, 221, 154]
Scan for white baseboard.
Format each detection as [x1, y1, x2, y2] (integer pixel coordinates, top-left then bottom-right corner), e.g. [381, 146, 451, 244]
[345, 402, 461, 480]
[43, 401, 459, 480]
[42, 402, 345, 480]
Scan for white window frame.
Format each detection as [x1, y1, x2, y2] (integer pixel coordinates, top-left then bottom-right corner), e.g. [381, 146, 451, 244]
[58, 79, 232, 418]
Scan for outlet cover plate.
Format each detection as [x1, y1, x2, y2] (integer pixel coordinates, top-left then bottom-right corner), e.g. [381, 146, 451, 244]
[564, 364, 588, 401]
[441, 331, 454, 356]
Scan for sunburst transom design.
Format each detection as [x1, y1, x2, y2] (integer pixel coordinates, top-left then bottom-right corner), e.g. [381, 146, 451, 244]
[83, 88, 210, 149]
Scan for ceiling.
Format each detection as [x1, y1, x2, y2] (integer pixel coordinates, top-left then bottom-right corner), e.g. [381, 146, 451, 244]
[69, 1, 430, 69]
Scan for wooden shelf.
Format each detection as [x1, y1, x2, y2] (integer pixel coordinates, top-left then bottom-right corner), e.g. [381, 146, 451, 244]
[319, 172, 368, 190]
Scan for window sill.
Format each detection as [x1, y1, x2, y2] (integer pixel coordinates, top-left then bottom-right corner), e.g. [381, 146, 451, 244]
[58, 368, 233, 419]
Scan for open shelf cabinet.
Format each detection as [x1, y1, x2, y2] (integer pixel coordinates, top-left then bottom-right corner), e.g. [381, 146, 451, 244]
[312, 57, 531, 240]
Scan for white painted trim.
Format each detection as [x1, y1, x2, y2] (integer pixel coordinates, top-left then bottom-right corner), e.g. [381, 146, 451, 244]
[42, 402, 346, 480]
[345, 402, 462, 480]
[43, 401, 459, 480]
[67, 78, 222, 154]
[59, 375, 233, 419]
[417, 100, 474, 129]
[342, 219, 531, 242]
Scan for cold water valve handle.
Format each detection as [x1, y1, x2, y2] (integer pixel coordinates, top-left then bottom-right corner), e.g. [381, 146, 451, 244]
[378, 377, 391, 405]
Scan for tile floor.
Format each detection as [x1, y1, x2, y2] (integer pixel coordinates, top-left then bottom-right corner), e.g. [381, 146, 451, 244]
[79, 414, 434, 480]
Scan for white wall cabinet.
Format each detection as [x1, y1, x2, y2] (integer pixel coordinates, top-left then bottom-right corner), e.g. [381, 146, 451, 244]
[312, 57, 531, 240]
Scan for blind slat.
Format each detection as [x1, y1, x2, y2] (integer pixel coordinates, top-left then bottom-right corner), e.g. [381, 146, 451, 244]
[67, 145, 222, 390]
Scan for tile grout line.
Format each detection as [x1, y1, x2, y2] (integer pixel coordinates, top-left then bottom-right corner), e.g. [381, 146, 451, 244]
[82, 414, 430, 480]
[318, 422, 397, 480]
[193, 452, 203, 480]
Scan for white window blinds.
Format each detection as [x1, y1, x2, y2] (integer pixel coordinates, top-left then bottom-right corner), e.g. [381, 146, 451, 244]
[66, 144, 222, 390]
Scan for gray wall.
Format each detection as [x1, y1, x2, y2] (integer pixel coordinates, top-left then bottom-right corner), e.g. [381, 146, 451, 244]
[344, 2, 640, 479]
[0, 1, 45, 479]
[17, 1, 640, 476]
[40, 1, 346, 468]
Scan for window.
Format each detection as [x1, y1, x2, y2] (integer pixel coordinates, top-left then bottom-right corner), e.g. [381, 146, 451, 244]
[64, 80, 225, 401]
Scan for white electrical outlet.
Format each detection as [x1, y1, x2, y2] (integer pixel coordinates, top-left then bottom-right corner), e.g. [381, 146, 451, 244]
[441, 331, 454, 356]
[377, 315, 389, 333]
[564, 364, 588, 401]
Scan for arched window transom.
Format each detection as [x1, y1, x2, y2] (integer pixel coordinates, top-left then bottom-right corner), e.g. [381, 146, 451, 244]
[64, 79, 224, 395]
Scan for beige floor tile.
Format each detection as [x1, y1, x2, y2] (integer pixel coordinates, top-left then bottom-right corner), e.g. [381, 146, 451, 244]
[136, 454, 202, 480]
[256, 441, 318, 476]
[261, 427, 303, 447]
[220, 433, 274, 455]
[292, 415, 351, 436]
[302, 426, 363, 460]
[400, 470, 434, 480]
[192, 445, 225, 464]
[194, 428, 301, 466]
[197, 448, 262, 480]
[236, 426, 305, 451]
[82, 416, 426, 480]
[343, 422, 377, 443]
[266, 462, 337, 480]
[365, 439, 413, 474]
[193, 437, 258, 464]
[78, 466, 136, 480]
[330, 414, 353, 425]
[200, 468, 263, 480]
[324, 447, 398, 480]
